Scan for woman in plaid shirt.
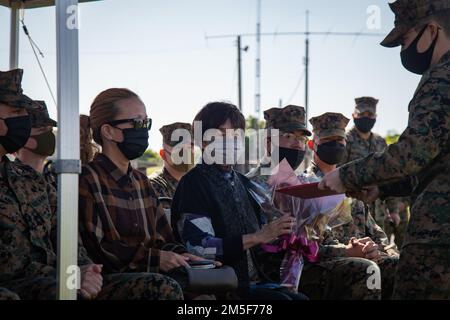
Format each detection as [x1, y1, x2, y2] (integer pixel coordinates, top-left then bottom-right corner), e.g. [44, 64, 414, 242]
[78, 88, 210, 297]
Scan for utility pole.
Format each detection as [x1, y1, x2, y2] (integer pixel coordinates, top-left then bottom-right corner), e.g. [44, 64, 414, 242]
[9, 8, 20, 69]
[255, 0, 261, 118]
[206, 22, 384, 120]
[304, 10, 310, 124]
[237, 35, 243, 111]
[237, 35, 249, 112]
[303, 11, 311, 170]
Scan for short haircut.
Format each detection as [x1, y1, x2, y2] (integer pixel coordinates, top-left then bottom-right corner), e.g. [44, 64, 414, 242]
[193, 101, 245, 136]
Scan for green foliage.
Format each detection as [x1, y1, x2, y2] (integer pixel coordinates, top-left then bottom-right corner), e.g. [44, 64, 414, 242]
[385, 130, 400, 145]
[137, 148, 162, 167]
[246, 115, 265, 130]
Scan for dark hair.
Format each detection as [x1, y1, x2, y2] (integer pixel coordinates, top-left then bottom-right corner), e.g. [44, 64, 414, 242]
[193, 101, 245, 137]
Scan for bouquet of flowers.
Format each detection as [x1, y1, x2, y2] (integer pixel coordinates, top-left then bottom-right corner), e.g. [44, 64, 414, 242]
[248, 160, 351, 291]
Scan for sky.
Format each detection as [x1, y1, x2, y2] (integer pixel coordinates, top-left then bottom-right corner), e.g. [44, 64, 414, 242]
[0, 0, 421, 151]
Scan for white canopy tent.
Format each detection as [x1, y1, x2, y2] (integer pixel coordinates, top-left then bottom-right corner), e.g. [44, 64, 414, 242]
[1, 0, 97, 8]
[1, 0, 101, 300]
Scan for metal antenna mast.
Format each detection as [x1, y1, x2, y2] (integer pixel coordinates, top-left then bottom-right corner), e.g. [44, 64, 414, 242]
[255, 0, 262, 117]
[237, 35, 249, 112]
[206, 11, 385, 120]
[304, 10, 310, 124]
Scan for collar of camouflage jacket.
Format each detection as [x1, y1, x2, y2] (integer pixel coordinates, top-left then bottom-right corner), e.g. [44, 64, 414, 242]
[162, 168, 179, 188]
[414, 49, 450, 98]
[348, 126, 375, 141]
[2, 156, 37, 179]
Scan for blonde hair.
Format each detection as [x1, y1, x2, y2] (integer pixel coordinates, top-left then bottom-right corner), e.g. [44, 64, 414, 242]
[79, 114, 99, 164]
[80, 88, 140, 163]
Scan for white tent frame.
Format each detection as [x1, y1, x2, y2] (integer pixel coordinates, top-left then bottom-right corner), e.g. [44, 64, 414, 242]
[2, 0, 99, 300]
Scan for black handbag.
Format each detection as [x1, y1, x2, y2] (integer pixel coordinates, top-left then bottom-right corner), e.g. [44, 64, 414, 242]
[166, 265, 238, 294]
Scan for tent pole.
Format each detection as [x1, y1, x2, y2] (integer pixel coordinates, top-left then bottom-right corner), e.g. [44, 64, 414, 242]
[55, 0, 80, 300]
[9, 8, 20, 69]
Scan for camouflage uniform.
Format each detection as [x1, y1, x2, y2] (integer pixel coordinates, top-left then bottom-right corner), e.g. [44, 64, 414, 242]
[0, 70, 61, 300]
[24, 100, 59, 190]
[248, 105, 313, 175]
[374, 200, 398, 244]
[29, 100, 57, 128]
[0, 287, 19, 300]
[248, 165, 382, 300]
[246, 104, 312, 215]
[0, 156, 183, 300]
[339, 0, 450, 299]
[150, 122, 193, 201]
[262, 105, 312, 136]
[150, 122, 193, 227]
[296, 113, 382, 300]
[150, 169, 179, 200]
[310, 164, 399, 300]
[388, 197, 411, 248]
[246, 106, 308, 282]
[159, 122, 193, 148]
[0, 69, 36, 110]
[247, 109, 381, 300]
[0, 70, 183, 300]
[342, 97, 400, 233]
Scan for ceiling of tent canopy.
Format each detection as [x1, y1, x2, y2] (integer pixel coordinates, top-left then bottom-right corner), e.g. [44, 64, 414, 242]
[0, 0, 100, 9]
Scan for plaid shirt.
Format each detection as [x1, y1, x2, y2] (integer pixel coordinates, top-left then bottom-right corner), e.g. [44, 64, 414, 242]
[79, 154, 186, 274]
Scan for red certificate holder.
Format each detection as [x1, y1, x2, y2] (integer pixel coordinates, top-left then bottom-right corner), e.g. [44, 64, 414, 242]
[276, 182, 342, 199]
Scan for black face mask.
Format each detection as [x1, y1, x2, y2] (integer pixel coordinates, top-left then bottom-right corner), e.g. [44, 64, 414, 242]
[278, 146, 305, 170]
[401, 25, 439, 75]
[115, 128, 149, 160]
[316, 140, 346, 165]
[354, 117, 376, 133]
[0, 115, 32, 153]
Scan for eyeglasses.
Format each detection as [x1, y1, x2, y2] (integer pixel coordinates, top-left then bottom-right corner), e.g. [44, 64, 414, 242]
[278, 132, 308, 145]
[108, 118, 152, 131]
